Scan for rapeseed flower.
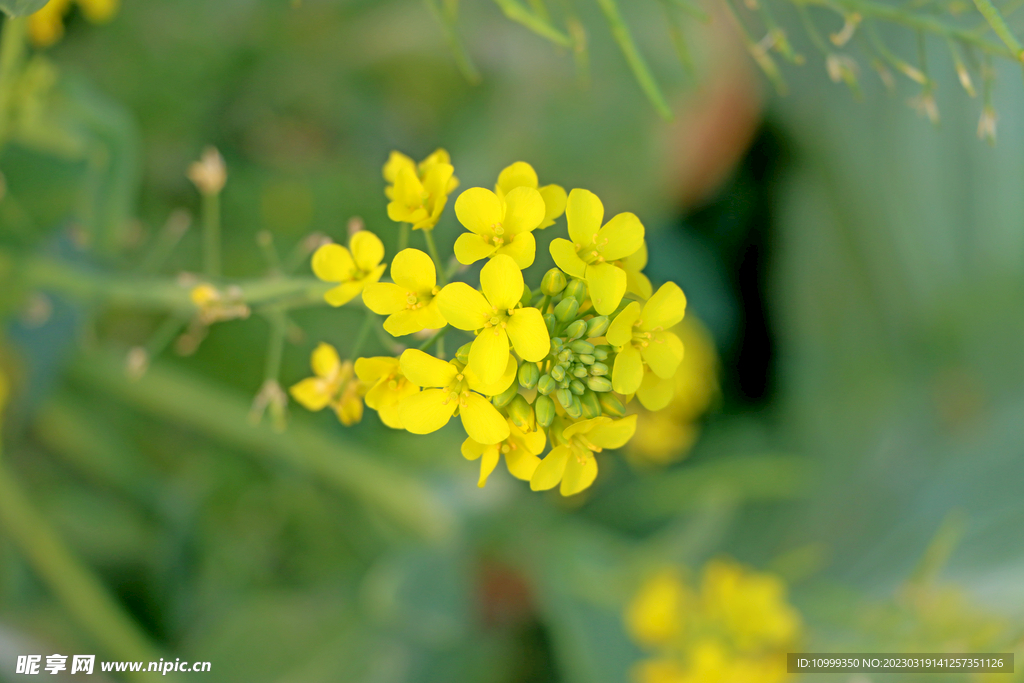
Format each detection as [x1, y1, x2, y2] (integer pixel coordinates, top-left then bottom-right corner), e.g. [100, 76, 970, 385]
[461, 420, 545, 487]
[29, 0, 118, 47]
[362, 248, 446, 336]
[549, 189, 645, 315]
[495, 161, 567, 229]
[607, 282, 687, 408]
[618, 242, 653, 299]
[354, 356, 419, 429]
[289, 343, 365, 425]
[453, 186, 546, 268]
[397, 349, 516, 445]
[530, 414, 637, 496]
[436, 254, 549, 385]
[384, 149, 458, 231]
[312, 232, 387, 307]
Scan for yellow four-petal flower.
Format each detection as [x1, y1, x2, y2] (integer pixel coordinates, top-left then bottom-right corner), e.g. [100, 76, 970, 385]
[354, 356, 420, 429]
[384, 149, 458, 231]
[362, 248, 447, 336]
[453, 186, 546, 268]
[289, 343, 365, 425]
[495, 161, 567, 229]
[530, 414, 637, 496]
[312, 232, 387, 307]
[461, 420, 546, 487]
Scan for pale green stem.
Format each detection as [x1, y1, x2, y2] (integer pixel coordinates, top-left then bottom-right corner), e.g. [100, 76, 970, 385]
[972, 0, 1024, 59]
[202, 191, 221, 277]
[493, 0, 572, 45]
[0, 16, 27, 149]
[347, 309, 376, 361]
[398, 222, 409, 251]
[422, 229, 447, 286]
[594, 0, 673, 119]
[417, 326, 449, 352]
[263, 310, 287, 382]
[423, 0, 481, 83]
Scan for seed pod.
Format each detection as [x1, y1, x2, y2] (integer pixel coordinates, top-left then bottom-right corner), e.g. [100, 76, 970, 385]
[587, 376, 613, 393]
[537, 374, 557, 395]
[518, 362, 540, 389]
[598, 392, 625, 417]
[570, 379, 586, 395]
[541, 268, 568, 296]
[519, 283, 533, 307]
[578, 354, 596, 366]
[508, 394, 534, 430]
[492, 382, 519, 408]
[565, 395, 583, 419]
[586, 315, 610, 338]
[592, 345, 612, 361]
[456, 342, 473, 365]
[581, 390, 603, 419]
[564, 278, 587, 305]
[535, 394, 555, 427]
[543, 313, 557, 335]
[550, 364, 566, 382]
[572, 364, 589, 378]
[589, 361, 609, 376]
[570, 340, 595, 355]
[554, 297, 579, 323]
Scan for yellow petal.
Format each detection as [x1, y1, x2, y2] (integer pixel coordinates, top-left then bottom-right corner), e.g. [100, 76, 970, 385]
[597, 212, 645, 261]
[421, 163, 455, 201]
[520, 428, 547, 456]
[388, 201, 428, 226]
[465, 355, 517, 396]
[461, 437, 487, 460]
[626, 269, 653, 300]
[588, 414, 637, 449]
[311, 343, 341, 378]
[636, 372, 675, 411]
[477, 448, 501, 487]
[495, 231, 536, 269]
[530, 445, 570, 491]
[455, 187, 502, 235]
[505, 447, 541, 481]
[436, 282, 491, 331]
[399, 349, 459, 388]
[324, 281, 365, 307]
[311, 243, 354, 283]
[642, 282, 687, 331]
[460, 392, 511, 445]
[480, 254, 524, 310]
[376, 401, 406, 429]
[563, 417, 610, 440]
[586, 263, 627, 315]
[640, 331, 684, 379]
[333, 395, 364, 426]
[454, 233, 498, 265]
[353, 356, 398, 383]
[350, 231, 384, 271]
[496, 161, 539, 195]
[362, 282, 407, 315]
[392, 165, 426, 207]
[390, 248, 436, 293]
[623, 241, 648, 271]
[383, 151, 415, 183]
[469, 326, 510, 386]
[399, 388, 457, 434]
[502, 186, 545, 236]
[549, 238, 587, 279]
[612, 344, 644, 395]
[607, 301, 642, 347]
[506, 307, 550, 362]
[538, 184, 568, 228]
[384, 302, 446, 337]
[566, 188, 604, 246]
[560, 451, 598, 496]
[289, 377, 332, 411]
[419, 148, 452, 170]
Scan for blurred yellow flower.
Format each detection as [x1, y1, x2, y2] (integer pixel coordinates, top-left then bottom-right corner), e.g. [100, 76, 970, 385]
[312, 232, 386, 307]
[384, 149, 458, 231]
[461, 420, 545, 487]
[626, 567, 689, 647]
[289, 343, 365, 425]
[607, 282, 687, 408]
[436, 254, 549, 385]
[361, 248, 446, 336]
[453, 186, 545, 268]
[530, 414, 637, 496]
[618, 242, 653, 299]
[549, 188, 645, 315]
[630, 318, 718, 465]
[354, 356, 419, 429]
[495, 161, 567, 229]
[397, 348, 516, 445]
[29, 0, 119, 48]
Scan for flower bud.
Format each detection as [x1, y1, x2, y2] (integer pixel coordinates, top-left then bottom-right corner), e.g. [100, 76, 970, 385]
[557, 349, 573, 364]
[581, 390, 603, 419]
[492, 381, 519, 408]
[564, 278, 587, 305]
[586, 315, 610, 338]
[598, 392, 625, 417]
[590, 361, 609, 376]
[564, 319, 587, 341]
[570, 379, 586, 396]
[570, 340, 595, 355]
[456, 342, 473, 365]
[587, 376, 613, 393]
[535, 394, 555, 427]
[508, 394, 534, 430]
[550, 336, 564, 352]
[592, 345, 611, 361]
[541, 268, 568, 296]
[543, 313, 557, 335]
[565, 395, 583, 419]
[555, 388, 573, 410]
[572, 364, 589, 378]
[537, 374, 557, 395]
[550, 364, 566, 382]
[518, 362, 540, 389]
[554, 297, 578, 323]
[578, 354, 596, 365]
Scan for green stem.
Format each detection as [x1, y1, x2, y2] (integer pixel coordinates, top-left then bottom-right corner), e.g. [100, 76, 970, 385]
[398, 222, 409, 251]
[423, 0, 482, 83]
[202, 191, 221, 277]
[146, 314, 187, 358]
[539, 293, 552, 314]
[0, 450, 173, 681]
[347, 309, 376, 361]
[422, 228, 448, 286]
[594, 0, 673, 119]
[972, 0, 1024, 59]
[417, 326, 450, 351]
[0, 16, 27, 149]
[263, 310, 287, 381]
[493, 0, 572, 46]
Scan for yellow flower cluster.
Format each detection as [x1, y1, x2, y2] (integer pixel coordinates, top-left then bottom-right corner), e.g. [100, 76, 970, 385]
[626, 560, 801, 683]
[29, 0, 118, 47]
[292, 150, 701, 496]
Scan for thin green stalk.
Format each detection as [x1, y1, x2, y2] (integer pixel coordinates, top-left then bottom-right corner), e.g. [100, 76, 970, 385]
[972, 0, 1024, 59]
[594, 0, 673, 119]
[0, 450, 174, 681]
[202, 191, 221, 277]
[494, 0, 572, 46]
[398, 222, 409, 251]
[0, 16, 27, 148]
[257, 230, 282, 275]
[146, 314, 188, 358]
[865, 22, 929, 83]
[659, 0, 697, 78]
[417, 325, 450, 351]
[347, 309, 376, 361]
[539, 293, 552, 314]
[422, 228, 447, 285]
[263, 310, 287, 382]
[137, 210, 191, 274]
[721, 0, 789, 93]
[424, 0, 481, 83]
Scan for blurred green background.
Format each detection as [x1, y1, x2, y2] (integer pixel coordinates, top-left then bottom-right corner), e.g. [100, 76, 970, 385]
[0, 0, 1022, 681]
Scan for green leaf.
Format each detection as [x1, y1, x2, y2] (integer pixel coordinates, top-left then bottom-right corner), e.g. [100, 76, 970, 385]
[0, 0, 50, 17]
